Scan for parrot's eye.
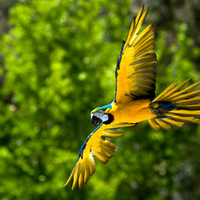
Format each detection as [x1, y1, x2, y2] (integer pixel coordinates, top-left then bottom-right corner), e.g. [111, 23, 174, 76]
[91, 115, 102, 126]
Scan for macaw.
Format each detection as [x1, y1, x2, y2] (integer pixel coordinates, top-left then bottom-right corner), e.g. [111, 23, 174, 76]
[65, 6, 200, 190]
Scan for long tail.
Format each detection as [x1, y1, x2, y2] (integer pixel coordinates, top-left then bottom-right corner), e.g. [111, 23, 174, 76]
[148, 78, 200, 130]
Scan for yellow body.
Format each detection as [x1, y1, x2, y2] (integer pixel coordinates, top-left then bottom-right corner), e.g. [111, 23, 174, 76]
[107, 100, 156, 125]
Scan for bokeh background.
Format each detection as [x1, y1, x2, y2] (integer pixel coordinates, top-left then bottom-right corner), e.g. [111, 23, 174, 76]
[0, 0, 200, 199]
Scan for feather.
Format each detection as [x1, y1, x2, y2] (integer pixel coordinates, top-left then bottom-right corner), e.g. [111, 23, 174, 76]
[102, 129, 124, 139]
[115, 6, 156, 103]
[83, 157, 90, 184]
[89, 154, 96, 175]
[153, 81, 177, 102]
[175, 97, 200, 105]
[172, 90, 200, 101]
[169, 109, 200, 116]
[152, 79, 200, 130]
[165, 113, 200, 124]
[147, 118, 160, 130]
[162, 78, 191, 100]
[64, 123, 123, 190]
[91, 148, 110, 164]
[162, 118, 184, 127]
[155, 119, 171, 130]
[78, 163, 84, 189]
[169, 81, 200, 100]
[72, 165, 79, 190]
[178, 104, 200, 110]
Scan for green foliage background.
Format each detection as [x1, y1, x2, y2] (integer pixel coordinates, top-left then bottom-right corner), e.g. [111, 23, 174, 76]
[0, 0, 200, 199]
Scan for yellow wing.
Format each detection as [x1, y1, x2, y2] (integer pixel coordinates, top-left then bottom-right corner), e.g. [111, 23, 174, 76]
[114, 6, 156, 103]
[64, 123, 124, 190]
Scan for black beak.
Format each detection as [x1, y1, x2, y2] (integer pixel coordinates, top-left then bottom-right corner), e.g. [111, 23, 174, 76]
[91, 115, 102, 126]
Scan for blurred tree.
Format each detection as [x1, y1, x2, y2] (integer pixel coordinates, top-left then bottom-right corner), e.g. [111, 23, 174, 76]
[0, 0, 200, 200]
[0, 0, 18, 35]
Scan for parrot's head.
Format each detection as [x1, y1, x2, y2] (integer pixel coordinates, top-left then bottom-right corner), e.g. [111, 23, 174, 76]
[91, 104, 113, 126]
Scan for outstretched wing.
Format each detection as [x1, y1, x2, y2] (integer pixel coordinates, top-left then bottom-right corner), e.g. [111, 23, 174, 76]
[114, 6, 157, 103]
[64, 123, 124, 190]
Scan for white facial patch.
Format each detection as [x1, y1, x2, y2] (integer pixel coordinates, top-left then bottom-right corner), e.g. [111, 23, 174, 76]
[91, 110, 108, 123]
[99, 114, 109, 122]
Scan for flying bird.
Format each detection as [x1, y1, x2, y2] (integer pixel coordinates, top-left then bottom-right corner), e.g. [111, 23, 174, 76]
[65, 6, 200, 190]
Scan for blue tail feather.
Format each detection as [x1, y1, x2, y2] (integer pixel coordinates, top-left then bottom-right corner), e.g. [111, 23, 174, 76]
[155, 102, 178, 119]
[155, 116, 171, 119]
[157, 102, 172, 109]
